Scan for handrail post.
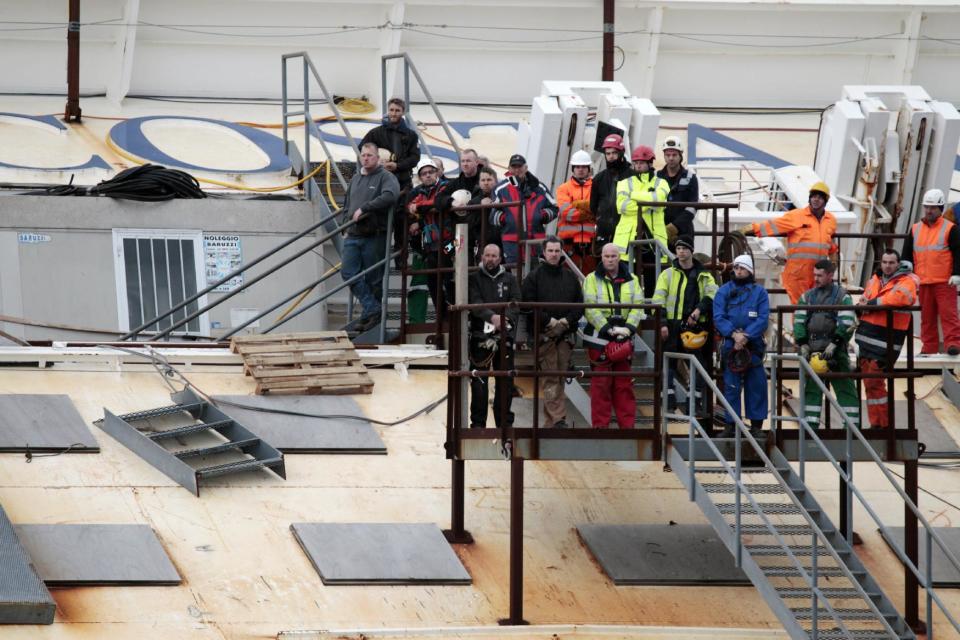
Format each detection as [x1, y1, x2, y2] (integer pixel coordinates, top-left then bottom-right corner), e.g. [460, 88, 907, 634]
[378, 207, 395, 343]
[926, 527, 933, 639]
[734, 415, 742, 568]
[799, 362, 806, 482]
[302, 58, 312, 200]
[811, 533, 819, 640]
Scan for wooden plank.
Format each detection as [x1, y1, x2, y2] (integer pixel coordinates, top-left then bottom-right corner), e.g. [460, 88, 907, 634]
[243, 351, 360, 367]
[257, 373, 373, 390]
[233, 341, 353, 356]
[250, 365, 369, 380]
[231, 331, 348, 346]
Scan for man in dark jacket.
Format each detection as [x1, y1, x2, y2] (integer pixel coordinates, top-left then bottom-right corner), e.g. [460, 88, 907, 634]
[436, 148, 481, 213]
[656, 136, 698, 249]
[360, 98, 420, 190]
[468, 243, 520, 428]
[590, 133, 634, 249]
[521, 236, 584, 428]
[341, 142, 400, 329]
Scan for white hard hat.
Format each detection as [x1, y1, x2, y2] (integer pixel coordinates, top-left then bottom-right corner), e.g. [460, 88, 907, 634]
[922, 188, 945, 207]
[451, 189, 472, 208]
[569, 150, 592, 167]
[732, 254, 754, 273]
[415, 158, 437, 176]
[662, 136, 684, 154]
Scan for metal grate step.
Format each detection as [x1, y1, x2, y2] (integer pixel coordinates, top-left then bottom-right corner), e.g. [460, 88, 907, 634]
[702, 482, 801, 494]
[748, 545, 849, 558]
[196, 456, 284, 479]
[777, 587, 877, 599]
[812, 630, 903, 640]
[760, 566, 852, 578]
[696, 466, 783, 474]
[114, 402, 206, 423]
[717, 503, 813, 516]
[735, 523, 834, 535]
[792, 607, 885, 621]
[174, 437, 261, 459]
[146, 419, 233, 441]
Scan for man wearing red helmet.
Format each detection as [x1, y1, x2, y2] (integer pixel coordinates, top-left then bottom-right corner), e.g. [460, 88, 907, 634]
[615, 144, 670, 296]
[590, 133, 635, 249]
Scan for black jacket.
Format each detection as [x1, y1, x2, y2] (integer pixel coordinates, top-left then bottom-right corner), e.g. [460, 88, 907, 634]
[657, 166, 699, 242]
[469, 265, 520, 339]
[590, 157, 634, 242]
[520, 261, 584, 334]
[360, 118, 420, 188]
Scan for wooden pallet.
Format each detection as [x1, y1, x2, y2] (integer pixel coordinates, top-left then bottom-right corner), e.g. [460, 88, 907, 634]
[230, 332, 374, 395]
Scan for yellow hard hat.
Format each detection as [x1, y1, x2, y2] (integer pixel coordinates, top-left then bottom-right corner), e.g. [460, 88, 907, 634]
[681, 330, 708, 350]
[809, 181, 831, 198]
[809, 352, 830, 375]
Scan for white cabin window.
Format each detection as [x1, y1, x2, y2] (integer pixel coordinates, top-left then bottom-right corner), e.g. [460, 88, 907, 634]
[112, 229, 209, 335]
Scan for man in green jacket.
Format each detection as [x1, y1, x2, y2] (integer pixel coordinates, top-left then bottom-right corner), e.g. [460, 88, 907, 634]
[793, 259, 859, 430]
[652, 235, 718, 414]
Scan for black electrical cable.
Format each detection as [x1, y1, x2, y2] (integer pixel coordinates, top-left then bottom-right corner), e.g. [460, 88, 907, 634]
[89, 164, 206, 201]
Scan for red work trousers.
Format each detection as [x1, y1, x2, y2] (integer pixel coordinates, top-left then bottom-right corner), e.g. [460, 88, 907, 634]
[859, 358, 891, 428]
[587, 348, 635, 429]
[919, 283, 960, 354]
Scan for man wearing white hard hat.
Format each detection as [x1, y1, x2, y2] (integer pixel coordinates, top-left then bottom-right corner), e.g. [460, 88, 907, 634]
[712, 254, 770, 437]
[556, 150, 597, 273]
[656, 136, 698, 249]
[901, 188, 960, 355]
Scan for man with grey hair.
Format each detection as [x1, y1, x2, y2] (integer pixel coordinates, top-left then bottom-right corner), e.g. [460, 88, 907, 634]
[341, 142, 400, 331]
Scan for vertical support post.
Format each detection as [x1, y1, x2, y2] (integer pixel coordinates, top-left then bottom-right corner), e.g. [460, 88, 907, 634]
[499, 457, 528, 626]
[601, 0, 615, 81]
[445, 223, 474, 545]
[904, 458, 920, 630]
[65, 0, 82, 122]
[839, 461, 850, 541]
[302, 61, 313, 200]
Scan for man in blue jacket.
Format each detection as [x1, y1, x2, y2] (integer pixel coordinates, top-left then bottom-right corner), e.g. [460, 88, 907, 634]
[713, 254, 770, 437]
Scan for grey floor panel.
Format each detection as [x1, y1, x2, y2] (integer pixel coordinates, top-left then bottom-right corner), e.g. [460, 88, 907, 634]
[578, 523, 750, 585]
[880, 527, 960, 586]
[14, 524, 181, 586]
[213, 395, 385, 453]
[784, 398, 957, 454]
[0, 394, 98, 453]
[0, 506, 55, 624]
[291, 523, 471, 585]
[507, 397, 589, 429]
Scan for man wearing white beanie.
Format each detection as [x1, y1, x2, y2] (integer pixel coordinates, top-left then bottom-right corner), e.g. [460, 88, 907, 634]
[712, 254, 770, 438]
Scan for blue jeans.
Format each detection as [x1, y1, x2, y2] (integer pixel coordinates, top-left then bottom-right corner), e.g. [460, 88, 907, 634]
[341, 235, 387, 317]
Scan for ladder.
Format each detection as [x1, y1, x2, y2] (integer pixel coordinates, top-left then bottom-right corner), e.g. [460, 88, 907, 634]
[664, 352, 914, 640]
[97, 389, 285, 496]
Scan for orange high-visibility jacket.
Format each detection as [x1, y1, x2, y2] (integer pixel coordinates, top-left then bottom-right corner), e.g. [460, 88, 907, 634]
[911, 216, 955, 285]
[860, 270, 919, 330]
[753, 206, 838, 303]
[556, 177, 595, 244]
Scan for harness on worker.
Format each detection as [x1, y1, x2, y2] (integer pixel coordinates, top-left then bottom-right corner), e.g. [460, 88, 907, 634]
[472, 320, 511, 368]
[806, 284, 846, 352]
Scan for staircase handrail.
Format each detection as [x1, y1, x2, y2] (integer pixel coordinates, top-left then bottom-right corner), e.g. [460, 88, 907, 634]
[381, 52, 462, 161]
[666, 351, 897, 638]
[773, 352, 960, 634]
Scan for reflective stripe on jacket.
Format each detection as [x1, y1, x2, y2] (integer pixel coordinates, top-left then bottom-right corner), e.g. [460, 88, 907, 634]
[855, 268, 919, 361]
[753, 205, 838, 262]
[581, 265, 645, 348]
[613, 173, 670, 261]
[911, 217, 955, 285]
[652, 263, 719, 322]
[556, 177, 595, 243]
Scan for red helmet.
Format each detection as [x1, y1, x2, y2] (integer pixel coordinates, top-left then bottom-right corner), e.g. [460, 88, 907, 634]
[604, 339, 634, 363]
[631, 145, 655, 162]
[601, 134, 625, 152]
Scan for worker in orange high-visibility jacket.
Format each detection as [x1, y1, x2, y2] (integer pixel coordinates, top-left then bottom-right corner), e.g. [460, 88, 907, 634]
[556, 150, 596, 273]
[741, 181, 838, 303]
[854, 249, 919, 428]
[901, 188, 960, 355]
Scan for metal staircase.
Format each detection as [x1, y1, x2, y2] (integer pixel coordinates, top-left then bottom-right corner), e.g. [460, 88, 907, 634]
[664, 352, 917, 640]
[97, 389, 285, 496]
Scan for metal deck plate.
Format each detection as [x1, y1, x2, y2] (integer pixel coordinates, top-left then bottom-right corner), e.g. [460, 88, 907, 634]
[0, 507, 55, 624]
[784, 398, 957, 455]
[880, 527, 960, 586]
[291, 523, 471, 585]
[578, 523, 750, 585]
[14, 524, 181, 586]
[213, 395, 385, 453]
[0, 394, 98, 453]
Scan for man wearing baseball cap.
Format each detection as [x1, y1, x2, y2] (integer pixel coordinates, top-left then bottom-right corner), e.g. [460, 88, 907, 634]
[590, 133, 634, 248]
[490, 154, 558, 266]
[712, 254, 770, 438]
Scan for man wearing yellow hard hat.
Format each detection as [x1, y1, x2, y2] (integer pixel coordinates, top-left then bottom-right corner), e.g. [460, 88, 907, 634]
[741, 181, 838, 303]
[793, 259, 859, 430]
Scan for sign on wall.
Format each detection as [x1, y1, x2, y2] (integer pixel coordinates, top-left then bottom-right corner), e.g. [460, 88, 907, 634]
[203, 234, 243, 292]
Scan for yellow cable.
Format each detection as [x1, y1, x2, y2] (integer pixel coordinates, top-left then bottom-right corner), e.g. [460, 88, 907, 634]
[275, 262, 342, 323]
[105, 134, 323, 193]
[336, 97, 376, 115]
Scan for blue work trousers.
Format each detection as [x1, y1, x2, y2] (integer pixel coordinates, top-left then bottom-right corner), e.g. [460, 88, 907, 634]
[722, 359, 768, 423]
[341, 235, 387, 318]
